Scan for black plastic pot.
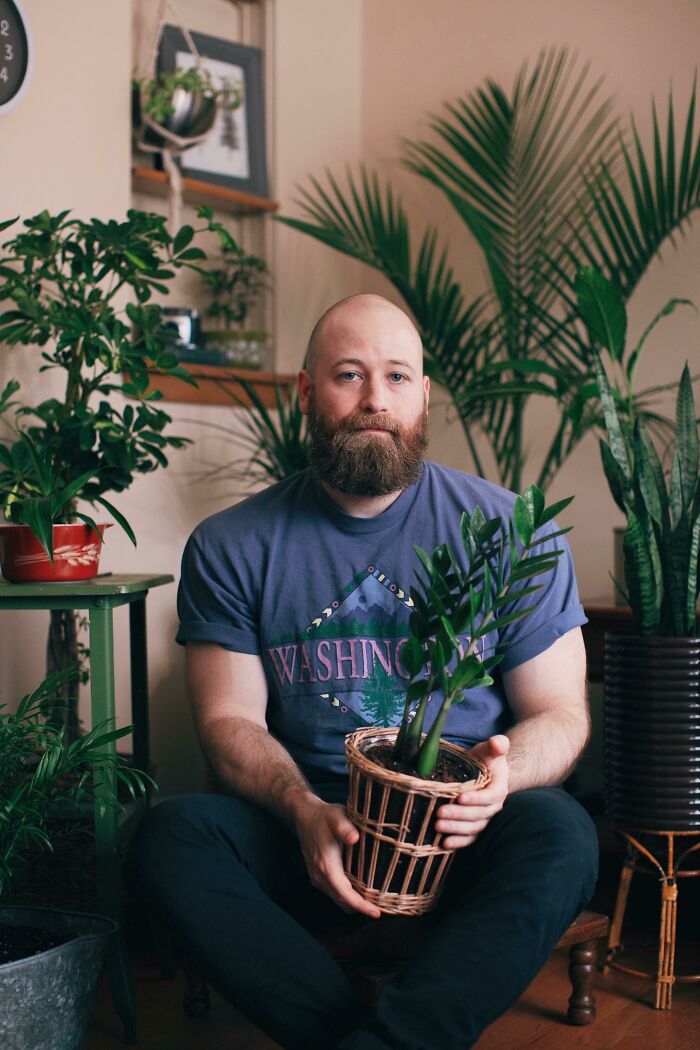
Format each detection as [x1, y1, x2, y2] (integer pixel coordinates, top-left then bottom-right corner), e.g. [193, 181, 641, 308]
[604, 634, 700, 830]
[0, 905, 116, 1050]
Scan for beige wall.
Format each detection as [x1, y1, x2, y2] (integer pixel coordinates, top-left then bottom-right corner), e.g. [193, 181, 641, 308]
[0, 0, 131, 704]
[2, 1, 699, 796]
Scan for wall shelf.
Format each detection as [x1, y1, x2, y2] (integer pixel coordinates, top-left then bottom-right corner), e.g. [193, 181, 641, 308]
[143, 363, 295, 407]
[131, 166, 279, 216]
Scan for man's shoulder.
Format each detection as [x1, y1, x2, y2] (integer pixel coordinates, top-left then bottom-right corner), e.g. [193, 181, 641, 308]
[190, 469, 313, 546]
[424, 460, 518, 516]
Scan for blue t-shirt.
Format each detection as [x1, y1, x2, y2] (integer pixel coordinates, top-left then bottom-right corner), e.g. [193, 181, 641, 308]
[176, 461, 586, 778]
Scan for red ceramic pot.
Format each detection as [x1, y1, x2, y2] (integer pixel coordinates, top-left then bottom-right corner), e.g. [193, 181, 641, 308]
[0, 523, 110, 583]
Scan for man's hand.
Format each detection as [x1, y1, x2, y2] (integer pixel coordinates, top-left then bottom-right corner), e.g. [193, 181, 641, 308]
[434, 734, 510, 849]
[294, 797, 382, 919]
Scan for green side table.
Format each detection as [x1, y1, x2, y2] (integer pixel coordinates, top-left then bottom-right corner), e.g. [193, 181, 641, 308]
[0, 572, 174, 1043]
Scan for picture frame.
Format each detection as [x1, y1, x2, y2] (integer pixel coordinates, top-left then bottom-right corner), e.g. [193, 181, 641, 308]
[158, 25, 268, 198]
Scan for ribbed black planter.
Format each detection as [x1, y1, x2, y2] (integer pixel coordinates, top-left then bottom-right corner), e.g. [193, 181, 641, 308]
[604, 634, 700, 830]
[0, 906, 115, 1050]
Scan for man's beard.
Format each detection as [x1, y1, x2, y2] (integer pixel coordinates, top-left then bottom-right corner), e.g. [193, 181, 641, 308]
[307, 393, 428, 497]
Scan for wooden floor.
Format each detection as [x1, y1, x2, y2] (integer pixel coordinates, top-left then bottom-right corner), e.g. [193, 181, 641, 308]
[86, 943, 700, 1050]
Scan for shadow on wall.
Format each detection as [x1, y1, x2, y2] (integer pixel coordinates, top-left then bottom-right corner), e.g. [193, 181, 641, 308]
[149, 625, 207, 799]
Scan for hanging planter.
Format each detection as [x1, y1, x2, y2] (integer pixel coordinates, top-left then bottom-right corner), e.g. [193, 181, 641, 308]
[132, 2, 243, 232]
[345, 728, 489, 915]
[132, 78, 218, 152]
[0, 523, 110, 583]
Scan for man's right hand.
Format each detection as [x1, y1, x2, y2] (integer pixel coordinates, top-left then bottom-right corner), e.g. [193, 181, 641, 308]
[293, 796, 382, 919]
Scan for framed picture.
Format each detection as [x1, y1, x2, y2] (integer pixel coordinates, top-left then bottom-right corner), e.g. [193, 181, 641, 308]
[159, 25, 268, 198]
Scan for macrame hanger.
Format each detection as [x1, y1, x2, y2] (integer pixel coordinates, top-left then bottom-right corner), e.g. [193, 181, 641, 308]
[136, 0, 213, 232]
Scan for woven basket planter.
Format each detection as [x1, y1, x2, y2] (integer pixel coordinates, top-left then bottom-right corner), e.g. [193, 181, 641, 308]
[604, 634, 700, 830]
[344, 727, 490, 915]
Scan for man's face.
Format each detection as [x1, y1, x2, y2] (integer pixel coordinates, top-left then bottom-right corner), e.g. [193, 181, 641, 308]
[298, 301, 430, 496]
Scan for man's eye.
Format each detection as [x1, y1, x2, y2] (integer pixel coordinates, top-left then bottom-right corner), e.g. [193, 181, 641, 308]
[338, 371, 360, 381]
[389, 373, 406, 383]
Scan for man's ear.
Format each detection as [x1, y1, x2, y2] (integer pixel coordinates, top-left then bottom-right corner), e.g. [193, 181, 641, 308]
[298, 370, 312, 414]
[424, 375, 430, 404]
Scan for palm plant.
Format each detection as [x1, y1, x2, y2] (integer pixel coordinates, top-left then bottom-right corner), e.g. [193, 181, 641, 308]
[1, 669, 150, 896]
[194, 377, 309, 493]
[278, 48, 700, 492]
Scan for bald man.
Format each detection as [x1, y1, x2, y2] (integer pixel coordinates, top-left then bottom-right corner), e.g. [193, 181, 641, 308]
[129, 295, 597, 1050]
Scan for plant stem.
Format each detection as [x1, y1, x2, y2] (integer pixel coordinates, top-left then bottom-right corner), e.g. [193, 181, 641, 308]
[416, 697, 452, 780]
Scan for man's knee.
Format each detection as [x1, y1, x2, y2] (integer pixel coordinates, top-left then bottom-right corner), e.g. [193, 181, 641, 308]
[499, 787, 599, 902]
[126, 793, 257, 896]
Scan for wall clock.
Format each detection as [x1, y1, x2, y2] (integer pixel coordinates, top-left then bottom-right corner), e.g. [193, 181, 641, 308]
[0, 0, 31, 114]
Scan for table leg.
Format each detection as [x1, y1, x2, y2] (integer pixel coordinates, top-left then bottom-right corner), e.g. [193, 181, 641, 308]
[129, 597, 149, 782]
[90, 601, 137, 1043]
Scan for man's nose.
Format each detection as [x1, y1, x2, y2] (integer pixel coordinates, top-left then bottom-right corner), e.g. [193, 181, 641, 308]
[359, 377, 388, 413]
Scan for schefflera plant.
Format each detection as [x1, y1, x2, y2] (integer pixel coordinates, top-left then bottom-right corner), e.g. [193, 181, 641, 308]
[395, 485, 573, 779]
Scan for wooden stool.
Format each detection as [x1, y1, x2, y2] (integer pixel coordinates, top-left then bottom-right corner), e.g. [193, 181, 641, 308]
[182, 909, 609, 1025]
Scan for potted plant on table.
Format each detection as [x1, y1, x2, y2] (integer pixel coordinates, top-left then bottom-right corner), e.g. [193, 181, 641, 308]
[201, 245, 270, 368]
[344, 484, 573, 914]
[0, 206, 236, 733]
[0, 668, 148, 1050]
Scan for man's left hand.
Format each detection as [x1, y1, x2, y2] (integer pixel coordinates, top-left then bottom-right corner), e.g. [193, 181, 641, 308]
[434, 734, 510, 849]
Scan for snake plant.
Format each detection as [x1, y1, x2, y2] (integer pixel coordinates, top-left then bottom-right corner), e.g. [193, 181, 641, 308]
[577, 269, 700, 636]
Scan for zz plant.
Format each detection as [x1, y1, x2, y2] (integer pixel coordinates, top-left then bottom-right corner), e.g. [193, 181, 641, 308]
[396, 485, 572, 778]
[576, 269, 700, 636]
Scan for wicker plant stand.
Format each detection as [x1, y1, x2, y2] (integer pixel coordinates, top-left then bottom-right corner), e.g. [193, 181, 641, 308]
[605, 828, 700, 1009]
[344, 727, 490, 915]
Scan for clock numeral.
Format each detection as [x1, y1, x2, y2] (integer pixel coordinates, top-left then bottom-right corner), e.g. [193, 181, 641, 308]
[0, 67, 8, 83]
[5, 43, 13, 60]
[0, 20, 8, 37]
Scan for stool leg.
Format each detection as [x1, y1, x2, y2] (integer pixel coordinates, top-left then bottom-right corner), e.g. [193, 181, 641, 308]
[655, 880, 678, 1010]
[567, 938, 598, 1025]
[605, 855, 635, 968]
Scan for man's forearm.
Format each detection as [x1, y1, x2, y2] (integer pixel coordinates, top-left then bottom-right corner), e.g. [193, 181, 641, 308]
[505, 705, 590, 792]
[199, 715, 322, 833]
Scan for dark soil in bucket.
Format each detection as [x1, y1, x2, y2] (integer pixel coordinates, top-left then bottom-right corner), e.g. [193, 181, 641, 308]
[353, 743, 477, 897]
[0, 922, 75, 964]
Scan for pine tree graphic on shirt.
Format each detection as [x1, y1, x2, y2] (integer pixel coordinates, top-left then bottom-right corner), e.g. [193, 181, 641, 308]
[359, 664, 406, 727]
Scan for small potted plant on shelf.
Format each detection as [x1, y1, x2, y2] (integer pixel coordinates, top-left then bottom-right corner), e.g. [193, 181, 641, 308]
[133, 65, 243, 149]
[201, 245, 269, 368]
[344, 484, 572, 914]
[574, 266, 700, 835]
[0, 205, 236, 732]
[0, 668, 149, 1050]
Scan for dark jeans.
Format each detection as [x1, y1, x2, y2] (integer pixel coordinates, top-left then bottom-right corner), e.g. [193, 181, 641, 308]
[126, 780, 598, 1050]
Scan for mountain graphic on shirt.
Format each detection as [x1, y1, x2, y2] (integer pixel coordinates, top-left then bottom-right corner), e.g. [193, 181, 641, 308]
[306, 565, 414, 639]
